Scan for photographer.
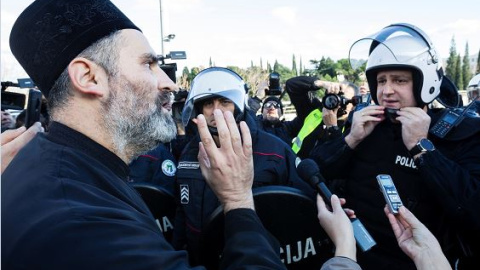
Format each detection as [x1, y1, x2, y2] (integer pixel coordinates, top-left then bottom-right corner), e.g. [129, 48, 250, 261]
[285, 76, 359, 159]
[256, 74, 323, 153]
[311, 23, 480, 269]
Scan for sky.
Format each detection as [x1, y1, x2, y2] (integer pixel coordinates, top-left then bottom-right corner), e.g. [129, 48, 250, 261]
[2, 0, 480, 81]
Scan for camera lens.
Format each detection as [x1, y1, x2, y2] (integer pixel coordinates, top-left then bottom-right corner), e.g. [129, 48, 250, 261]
[322, 93, 340, 110]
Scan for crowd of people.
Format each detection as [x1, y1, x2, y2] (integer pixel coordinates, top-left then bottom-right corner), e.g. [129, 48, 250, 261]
[2, 0, 480, 269]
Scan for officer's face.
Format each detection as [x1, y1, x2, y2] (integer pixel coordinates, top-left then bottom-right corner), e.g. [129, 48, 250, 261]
[376, 70, 416, 109]
[202, 97, 235, 127]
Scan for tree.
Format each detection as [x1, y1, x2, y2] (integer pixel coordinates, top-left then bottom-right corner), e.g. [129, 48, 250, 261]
[445, 36, 457, 80]
[273, 60, 279, 72]
[260, 57, 263, 70]
[292, 54, 298, 76]
[299, 57, 303, 75]
[311, 56, 337, 79]
[267, 62, 272, 73]
[454, 54, 463, 90]
[209, 57, 213, 67]
[462, 42, 472, 89]
[476, 48, 480, 74]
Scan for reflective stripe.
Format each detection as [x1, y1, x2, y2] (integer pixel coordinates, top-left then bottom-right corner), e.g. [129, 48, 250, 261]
[292, 109, 323, 154]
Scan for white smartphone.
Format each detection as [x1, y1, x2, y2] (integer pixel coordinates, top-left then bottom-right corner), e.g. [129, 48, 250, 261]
[376, 174, 403, 214]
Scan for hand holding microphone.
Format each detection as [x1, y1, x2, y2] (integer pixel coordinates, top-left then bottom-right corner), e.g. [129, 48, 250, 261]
[296, 159, 376, 252]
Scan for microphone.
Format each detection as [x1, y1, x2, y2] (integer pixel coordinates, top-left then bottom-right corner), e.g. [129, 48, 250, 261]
[296, 159, 376, 252]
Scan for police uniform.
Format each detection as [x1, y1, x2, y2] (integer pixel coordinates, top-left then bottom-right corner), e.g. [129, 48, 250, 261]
[173, 112, 315, 265]
[129, 143, 177, 194]
[311, 111, 480, 269]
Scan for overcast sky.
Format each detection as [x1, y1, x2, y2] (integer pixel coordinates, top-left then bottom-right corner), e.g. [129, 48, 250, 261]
[2, 0, 480, 81]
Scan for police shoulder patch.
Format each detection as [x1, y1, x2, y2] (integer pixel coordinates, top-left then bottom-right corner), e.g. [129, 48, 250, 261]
[161, 160, 177, 176]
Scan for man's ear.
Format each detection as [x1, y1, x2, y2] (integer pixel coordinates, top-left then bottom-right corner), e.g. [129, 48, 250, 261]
[68, 57, 107, 97]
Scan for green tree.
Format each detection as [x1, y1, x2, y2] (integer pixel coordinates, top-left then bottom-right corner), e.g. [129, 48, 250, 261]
[260, 58, 263, 70]
[462, 42, 472, 89]
[445, 36, 457, 80]
[299, 57, 303, 75]
[454, 54, 463, 90]
[273, 60, 279, 72]
[292, 54, 298, 76]
[311, 56, 337, 79]
[267, 62, 272, 73]
[476, 48, 480, 74]
[209, 57, 213, 67]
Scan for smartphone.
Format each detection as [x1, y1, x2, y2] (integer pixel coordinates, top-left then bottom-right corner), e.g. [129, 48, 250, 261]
[376, 174, 403, 214]
[24, 89, 42, 128]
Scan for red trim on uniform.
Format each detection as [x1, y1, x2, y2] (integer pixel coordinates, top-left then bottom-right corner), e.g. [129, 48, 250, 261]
[186, 222, 201, 233]
[139, 155, 159, 161]
[253, 152, 284, 159]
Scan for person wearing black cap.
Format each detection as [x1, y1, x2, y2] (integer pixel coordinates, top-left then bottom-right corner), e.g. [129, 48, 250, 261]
[2, 0, 286, 269]
[311, 23, 480, 270]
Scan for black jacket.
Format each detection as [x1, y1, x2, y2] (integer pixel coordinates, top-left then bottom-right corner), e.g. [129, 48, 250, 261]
[311, 110, 480, 270]
[257, 76, 320, 156]
[2, 122, 286, 270]
[173, 112, 315, 265]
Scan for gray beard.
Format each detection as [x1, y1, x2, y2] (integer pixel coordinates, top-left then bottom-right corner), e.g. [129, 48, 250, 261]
[101, 76, 177, 162]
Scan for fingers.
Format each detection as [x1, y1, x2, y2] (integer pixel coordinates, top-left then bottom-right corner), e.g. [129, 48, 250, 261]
[316, 194, 327, 212]
[239, 121, 252, 157]
[398, 206, 420, 230]
[197, 142, 211, 169]
[330, 194, 342, 213]
[1, 126, 27, 145]
[385, 205, 404, 239]
[214, 110, 234, 152]
[196, 114, 218, 158]
[224, 111, 242, 155]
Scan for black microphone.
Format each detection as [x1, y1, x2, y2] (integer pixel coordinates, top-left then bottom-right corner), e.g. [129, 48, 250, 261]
[296, 158, 376, 252]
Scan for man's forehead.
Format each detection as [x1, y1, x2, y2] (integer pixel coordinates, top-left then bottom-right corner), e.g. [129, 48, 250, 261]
[118, 29, 156, 57]
[377, 70, 412, 77]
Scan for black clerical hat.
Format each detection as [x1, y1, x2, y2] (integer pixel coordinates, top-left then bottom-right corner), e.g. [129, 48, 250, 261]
[9, 0, 141, 98]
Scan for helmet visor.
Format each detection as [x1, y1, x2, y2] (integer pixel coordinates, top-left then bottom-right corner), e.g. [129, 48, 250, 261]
[182, 89, 245, 127]
[349, 25, 432, 70]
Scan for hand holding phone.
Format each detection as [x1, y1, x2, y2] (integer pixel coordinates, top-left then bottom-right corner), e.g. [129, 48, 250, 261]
[377, 174, 403, 214]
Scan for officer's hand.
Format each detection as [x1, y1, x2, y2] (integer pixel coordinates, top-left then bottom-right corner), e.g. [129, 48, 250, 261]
[195, 109, 255, 213]
[396, 107, 430, 150]
[2, 122, 43, 174]
[345, 105, 385, 149]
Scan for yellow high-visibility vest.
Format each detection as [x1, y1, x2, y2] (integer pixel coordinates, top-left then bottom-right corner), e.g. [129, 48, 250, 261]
[292, 109, 323, 154]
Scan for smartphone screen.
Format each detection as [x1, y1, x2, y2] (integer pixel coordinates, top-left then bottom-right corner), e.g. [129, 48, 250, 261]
[377, 174, 403, 214]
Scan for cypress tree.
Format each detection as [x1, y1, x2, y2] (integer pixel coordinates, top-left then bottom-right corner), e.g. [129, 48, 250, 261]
[445, 36, 457, 80]
[454, 54, 463, 90]
[462, 42, 472, 89]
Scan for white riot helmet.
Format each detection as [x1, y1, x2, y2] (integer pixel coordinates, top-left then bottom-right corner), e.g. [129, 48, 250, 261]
[467, 74, 480, 102]
[182, 67, 248, 127]
[349, 23, 444, 107]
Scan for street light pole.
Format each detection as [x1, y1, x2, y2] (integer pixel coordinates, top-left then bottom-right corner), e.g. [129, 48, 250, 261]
[159, 0, 164, 56]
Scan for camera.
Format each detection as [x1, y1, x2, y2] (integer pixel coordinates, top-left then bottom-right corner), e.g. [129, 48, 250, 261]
[172, 89, 189, 124]
[265, 72, 282, 96]
[1, 78, 35, 110]
[158, 51, 187, 83]
[322, 92, 363, 111]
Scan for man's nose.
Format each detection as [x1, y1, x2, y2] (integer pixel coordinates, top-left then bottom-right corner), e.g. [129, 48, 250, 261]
[156, 68, 178, 93]
[382, 81, 395, 95]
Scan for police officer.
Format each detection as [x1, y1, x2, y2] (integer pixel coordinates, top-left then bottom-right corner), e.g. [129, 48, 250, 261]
[311, 23, 480, 269]
[172, 67, 315, 265]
